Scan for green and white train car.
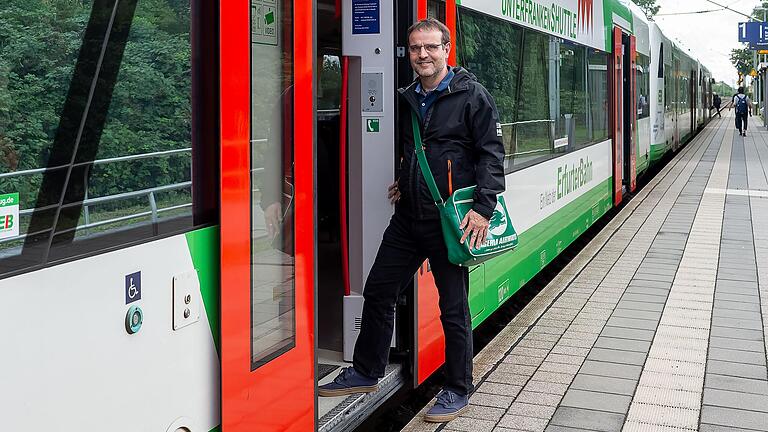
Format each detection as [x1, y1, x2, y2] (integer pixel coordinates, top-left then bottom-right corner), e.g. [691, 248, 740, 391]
[649, 15, 714, 162]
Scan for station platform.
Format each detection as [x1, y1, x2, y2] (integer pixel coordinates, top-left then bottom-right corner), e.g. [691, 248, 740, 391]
[402, 110, 768, 432]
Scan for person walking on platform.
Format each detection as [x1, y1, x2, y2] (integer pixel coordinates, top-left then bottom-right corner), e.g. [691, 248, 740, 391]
[713, 93, 722, 118]
[733, 87, 752, 136]
[319, 18, 505, 423]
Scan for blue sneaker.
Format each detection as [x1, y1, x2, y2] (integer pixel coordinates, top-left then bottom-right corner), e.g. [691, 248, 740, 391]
[318, 367, 379, 397]
[424, 389, 469, 423]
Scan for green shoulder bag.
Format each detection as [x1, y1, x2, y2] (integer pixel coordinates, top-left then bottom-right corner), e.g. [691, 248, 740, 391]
[410, 110, 518, 266]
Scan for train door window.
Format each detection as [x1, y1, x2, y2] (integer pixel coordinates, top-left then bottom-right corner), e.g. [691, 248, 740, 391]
[679, 70, 687, 112]
[0, 0, 212, 279]
[250, 0, 296, 368]
[427, 0, 446, 21]
[664, 64, 673, 113]
[636, 54, 650, 119]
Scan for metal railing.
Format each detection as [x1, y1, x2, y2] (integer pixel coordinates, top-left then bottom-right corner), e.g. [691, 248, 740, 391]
[500, 119, 556, 158]
[0, 147, 192, 179]
[0, 148, 196, 244]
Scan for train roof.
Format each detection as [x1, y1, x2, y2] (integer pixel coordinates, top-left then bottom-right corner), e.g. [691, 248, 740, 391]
[645, 11, 716, 80]
[620, 0, 650, 56]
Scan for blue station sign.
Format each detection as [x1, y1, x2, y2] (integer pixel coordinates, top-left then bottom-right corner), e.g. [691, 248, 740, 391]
[738, 21, 768, 46]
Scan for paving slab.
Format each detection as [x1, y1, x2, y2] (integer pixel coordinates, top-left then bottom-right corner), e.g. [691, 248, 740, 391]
[549, 407, 625, 431]
[559, 389, 631, 414]
[699, 405, 768, 431]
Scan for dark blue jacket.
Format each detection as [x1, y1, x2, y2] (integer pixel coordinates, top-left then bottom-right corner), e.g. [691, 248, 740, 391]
[397, 67, 505, 220]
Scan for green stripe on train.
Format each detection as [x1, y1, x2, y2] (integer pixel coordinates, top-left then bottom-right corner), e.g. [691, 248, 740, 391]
[470, 177, 613, 327]
[649, 143, 669, 163]
[186, 226, 221, 352]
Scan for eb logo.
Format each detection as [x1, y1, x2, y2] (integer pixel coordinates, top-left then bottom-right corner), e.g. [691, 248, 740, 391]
[1, 214, 13, 230]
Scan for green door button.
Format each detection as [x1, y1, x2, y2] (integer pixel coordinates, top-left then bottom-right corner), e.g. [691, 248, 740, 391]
[125, 305, 144, 334]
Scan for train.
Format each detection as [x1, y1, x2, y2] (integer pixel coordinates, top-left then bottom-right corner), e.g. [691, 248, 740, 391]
[0, 0, 721, 431]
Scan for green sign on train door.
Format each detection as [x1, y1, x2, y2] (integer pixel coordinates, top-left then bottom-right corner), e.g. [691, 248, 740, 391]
[252, 0, 278, 46]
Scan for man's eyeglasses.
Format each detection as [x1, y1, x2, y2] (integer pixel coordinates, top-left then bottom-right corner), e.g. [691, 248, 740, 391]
[408, 43, 444, 54]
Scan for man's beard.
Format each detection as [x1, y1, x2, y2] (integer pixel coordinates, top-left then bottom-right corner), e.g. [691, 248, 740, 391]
[417, 63, 444, 80]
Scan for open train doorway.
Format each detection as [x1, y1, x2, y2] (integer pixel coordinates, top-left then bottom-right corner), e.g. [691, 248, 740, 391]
[315, 0, 345, 387]
[315, 0, 412, 430]
[611, 26, 636, 205]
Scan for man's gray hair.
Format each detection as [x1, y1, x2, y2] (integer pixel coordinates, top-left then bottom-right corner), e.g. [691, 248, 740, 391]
[407, 18, 451, 45]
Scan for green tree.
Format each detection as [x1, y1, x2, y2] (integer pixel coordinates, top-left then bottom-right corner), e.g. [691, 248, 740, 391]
[730, 47, 753, 77]
[752, 1, 768, 20]
[0, 0, 192, 212]
[631, 0, 660, 19]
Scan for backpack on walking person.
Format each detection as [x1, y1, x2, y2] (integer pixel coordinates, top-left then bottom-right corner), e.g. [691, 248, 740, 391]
[735, 94, 748, 115]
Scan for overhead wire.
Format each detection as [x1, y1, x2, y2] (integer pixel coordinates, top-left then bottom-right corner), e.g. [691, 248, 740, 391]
[656, 9, 725, 17]
[700, 0, 754, 19]
[656, 0, 749, 17]
[653, 0, 748, 86]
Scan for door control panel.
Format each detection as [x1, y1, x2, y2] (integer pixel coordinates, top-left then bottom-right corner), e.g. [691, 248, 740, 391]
[362, 72, 383, 112]
[173, 271, 201, 330]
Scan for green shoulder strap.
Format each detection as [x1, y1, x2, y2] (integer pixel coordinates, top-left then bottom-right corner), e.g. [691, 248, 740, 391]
[410, 110, 444, 205]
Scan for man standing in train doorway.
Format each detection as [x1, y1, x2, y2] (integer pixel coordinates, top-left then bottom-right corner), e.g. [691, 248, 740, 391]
[733, 87, 752, 136]
[319, 18, 505, 423]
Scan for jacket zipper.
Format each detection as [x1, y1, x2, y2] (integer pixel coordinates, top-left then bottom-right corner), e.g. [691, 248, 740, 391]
[402, 84, 467, 218]
[447, 159, 453, 195]
[410, 121, 423, 219]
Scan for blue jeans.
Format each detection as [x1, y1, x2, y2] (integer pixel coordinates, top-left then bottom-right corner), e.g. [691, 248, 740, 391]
[352, 211, 473, 396]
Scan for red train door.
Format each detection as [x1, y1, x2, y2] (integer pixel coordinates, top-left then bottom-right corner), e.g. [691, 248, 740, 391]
[629, 35, 637, 193]
[220, 1, 315, 431]
[414, 0, 457, 385]
[610, 26, 623, 205]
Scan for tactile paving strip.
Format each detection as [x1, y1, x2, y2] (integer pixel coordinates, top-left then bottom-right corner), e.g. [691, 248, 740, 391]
[625, 403, 700, 429]
[620, 122, 733, 432]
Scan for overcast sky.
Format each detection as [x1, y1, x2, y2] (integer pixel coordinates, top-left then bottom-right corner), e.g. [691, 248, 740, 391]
[652, 0, 761, 86]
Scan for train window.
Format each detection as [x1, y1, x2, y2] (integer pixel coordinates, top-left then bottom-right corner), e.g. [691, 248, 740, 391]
[427, 0, 446, 21]
[457, 7, 522, 138]
[512, 29, 551, 166]
[457, 7, 612, 174]
[636, 54, 650, 119]
[557, 41, 589, 147]
[587, 50, 610, 143]
[0, 0, 87, 268]
[250, 0, 296, 369]
[0, 0, 212, 279]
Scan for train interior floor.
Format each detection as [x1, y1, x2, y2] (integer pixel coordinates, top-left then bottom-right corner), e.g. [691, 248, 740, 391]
[403, 109, 768, 432]
[316, 229, 405, 431]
